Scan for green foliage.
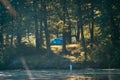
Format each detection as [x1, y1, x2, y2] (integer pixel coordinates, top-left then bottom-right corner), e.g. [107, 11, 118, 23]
[0, 0, 119, 69]
[0, 46, 17, 69]
[0, 52, 9, 69]
[90, 41, 120, 68]
[0, 42, 48, 69]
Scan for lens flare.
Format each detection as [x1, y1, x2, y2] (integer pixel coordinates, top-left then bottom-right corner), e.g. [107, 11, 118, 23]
[0, 0, 18, 17]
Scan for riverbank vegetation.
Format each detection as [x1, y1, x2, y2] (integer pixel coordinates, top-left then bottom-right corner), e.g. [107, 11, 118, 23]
[0, 0, 119, 70]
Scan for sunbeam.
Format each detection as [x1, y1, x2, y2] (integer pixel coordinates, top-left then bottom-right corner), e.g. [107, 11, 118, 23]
[0, 0, 18, 17]
[21, 57, 33, 80]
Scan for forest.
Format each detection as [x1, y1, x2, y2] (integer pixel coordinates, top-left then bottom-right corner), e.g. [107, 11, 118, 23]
[0, 0, 120, 70]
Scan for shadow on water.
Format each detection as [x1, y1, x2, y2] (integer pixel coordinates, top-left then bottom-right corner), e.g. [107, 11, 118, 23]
[0, 69, 120, 80]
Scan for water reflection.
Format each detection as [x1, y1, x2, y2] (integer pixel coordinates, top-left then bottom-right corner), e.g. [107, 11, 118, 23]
[61, 75, 119, 80]
[0, 69, 120, 80]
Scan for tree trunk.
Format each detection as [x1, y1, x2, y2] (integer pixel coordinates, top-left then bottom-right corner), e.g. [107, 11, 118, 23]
[0, 30, 3, 48]
[61, 0, 67, 52]
[39, 0, 44, 49]
[80, 23, 87, 54]
[39, 14, 43, 49]
[63, 32, 67, 52]
[10, 17, 14, 46]
[0, 5, 4, 48]
[78, 5, 87, 64]
[33, 1, 40, 49]
[27, 24, 31, 44]
[110, 15, 119, 46]
[89, 3, 94, 47]
[76, 22, 80, 42]
[17, 16, 22, 46]
[10, 33, 13, 46]
[91, 20, 94, 43]
[17, 32, 22, 46]
[68, 25, 72, 44]
[43, 1, 51, 54]
[66, 8, 72, 44]
[106, 0, 119, 46]
[89, 20, 94, 47]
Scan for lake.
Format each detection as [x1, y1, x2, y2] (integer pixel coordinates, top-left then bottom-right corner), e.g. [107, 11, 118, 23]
[0, 69, 120, 80]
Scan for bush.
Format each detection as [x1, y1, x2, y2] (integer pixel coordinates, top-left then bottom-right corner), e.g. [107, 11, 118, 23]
[0, 47, 16, 69]
[89, 42, 120, 68]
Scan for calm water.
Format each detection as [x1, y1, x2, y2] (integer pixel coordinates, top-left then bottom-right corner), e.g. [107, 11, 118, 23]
[0, 69, 120, 80]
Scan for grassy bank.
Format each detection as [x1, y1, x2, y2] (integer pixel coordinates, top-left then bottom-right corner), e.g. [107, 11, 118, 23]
[0, 43, 119, 70]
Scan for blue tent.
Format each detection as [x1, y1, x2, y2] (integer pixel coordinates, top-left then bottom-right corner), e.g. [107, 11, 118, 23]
[51, 38, 63, 45]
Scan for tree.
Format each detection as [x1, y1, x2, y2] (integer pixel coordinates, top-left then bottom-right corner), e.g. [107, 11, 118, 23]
[33, 1, 41, 49]
[60, 0, 67, 52]
[42, 0, 51, 54]
[106, 0, 120, 46]
[89, 2, 95, 46]
[75, 0, 87, 61]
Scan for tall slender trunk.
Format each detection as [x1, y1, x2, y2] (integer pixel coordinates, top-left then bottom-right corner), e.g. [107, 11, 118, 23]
[10, 33, 13, 46]
[89, 3, 94, 47]
[5, 34, 9, 46]
[33, 1, 40, 49]
[76, 22, 80, 42]
[89, 19, 94, 47]
[80, 22, 87, 64]
[110, 15, 119, 46]
[78, 5, 87, 64]
[106, 0, 119, 46]
[66, 13, 71, 44]
[27, 24, 31, 43]
[91, 20, 94, 43]
[68, 25, 72, 43]
[0, 4, 4, 48]
[43, 1, 51, 54]
[17, 16, 22, 46]
[63, 32, 67, 52]
[39, 0, 44, 49]
[65, 7, 72, 44]
[0, 30, 3, 48]
[10, 17, 14, 46]
[80, 24, 86, 53]
[62, 0, 67, 52]
[76, 4, 81, 42]
[17, 32, 22, 46]
[39, 13, 43, 49]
